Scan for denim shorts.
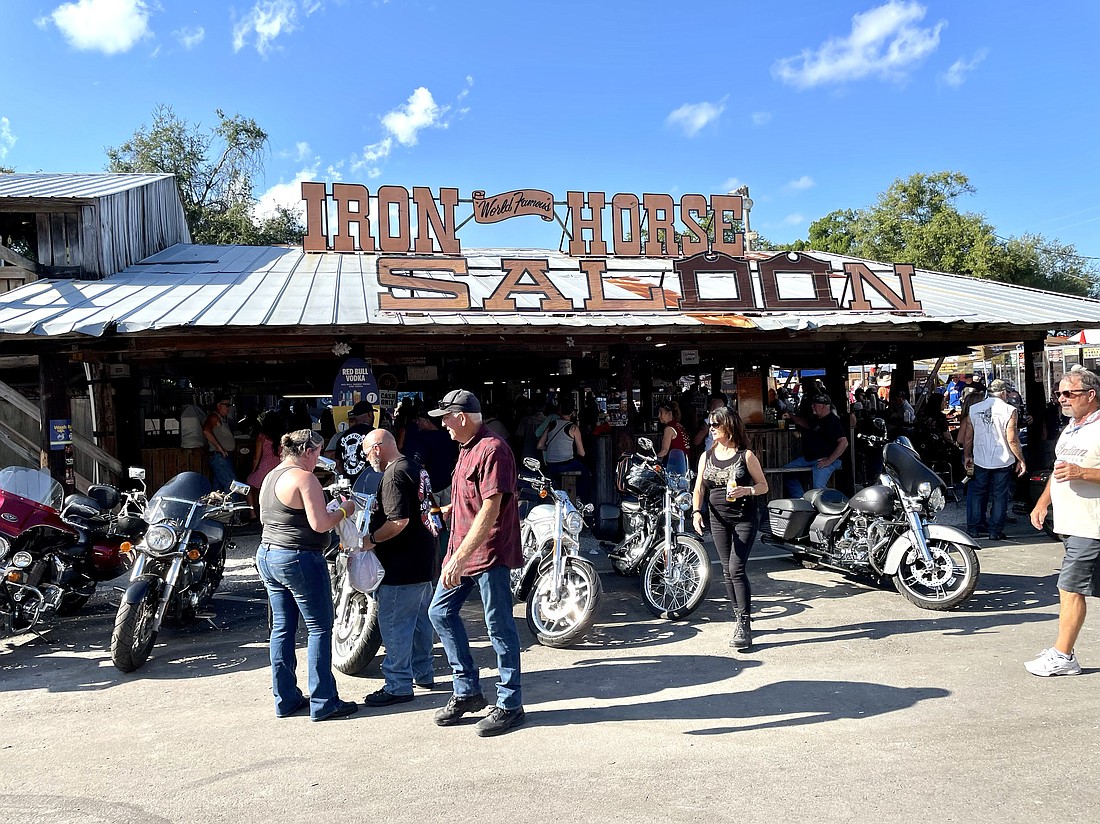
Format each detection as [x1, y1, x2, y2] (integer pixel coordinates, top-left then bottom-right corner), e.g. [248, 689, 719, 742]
[1057, 535, 1100, 597]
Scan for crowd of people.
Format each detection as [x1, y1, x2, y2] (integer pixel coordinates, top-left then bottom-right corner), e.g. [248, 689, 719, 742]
[197, 368, 1099, 733]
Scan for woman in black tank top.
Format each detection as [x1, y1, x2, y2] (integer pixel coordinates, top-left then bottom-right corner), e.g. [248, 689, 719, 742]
[690, 407, 768, 651]
[255, 429, 359, 722]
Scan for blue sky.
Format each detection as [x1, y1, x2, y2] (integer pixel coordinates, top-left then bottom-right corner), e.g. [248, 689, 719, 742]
[2, 0, 1098, 258]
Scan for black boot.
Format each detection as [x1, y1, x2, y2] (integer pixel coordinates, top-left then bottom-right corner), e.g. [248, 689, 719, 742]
[730, 610, 752, 650]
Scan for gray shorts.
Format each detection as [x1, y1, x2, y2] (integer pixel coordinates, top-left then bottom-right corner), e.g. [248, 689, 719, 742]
[1057, 535, 1100, 597]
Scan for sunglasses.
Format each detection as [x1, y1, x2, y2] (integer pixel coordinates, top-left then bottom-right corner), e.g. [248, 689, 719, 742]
[1057, 389, 1092, 399]
[707, 420, 721, 427]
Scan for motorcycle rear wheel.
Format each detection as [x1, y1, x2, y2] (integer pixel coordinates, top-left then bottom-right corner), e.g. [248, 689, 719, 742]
[893, 538, 979, 610]
[111, 585, 160, 672]
[525, 557, 602, 647]
[332, 590, 381, 675]
[640, 536, 711, 620]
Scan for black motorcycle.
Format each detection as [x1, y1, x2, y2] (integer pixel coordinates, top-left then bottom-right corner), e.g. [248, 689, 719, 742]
[596, 438, 711, 619]
[763, 433, 980, 610]
[110, 471, 251, 672]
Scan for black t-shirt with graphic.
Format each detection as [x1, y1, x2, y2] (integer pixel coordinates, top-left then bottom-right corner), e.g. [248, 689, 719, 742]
[367, 456, 435, 585]
[336, 423, 374, 480]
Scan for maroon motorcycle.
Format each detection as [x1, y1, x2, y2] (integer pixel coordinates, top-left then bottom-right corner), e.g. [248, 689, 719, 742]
[0, 466, 145, 636]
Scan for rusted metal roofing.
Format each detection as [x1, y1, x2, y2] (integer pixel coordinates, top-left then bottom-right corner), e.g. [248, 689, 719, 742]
[1, 243, 1099, 338]
[0, 173, 177, 201]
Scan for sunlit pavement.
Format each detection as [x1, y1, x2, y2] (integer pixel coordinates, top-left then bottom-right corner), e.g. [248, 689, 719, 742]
[1, 511, 1095, 824]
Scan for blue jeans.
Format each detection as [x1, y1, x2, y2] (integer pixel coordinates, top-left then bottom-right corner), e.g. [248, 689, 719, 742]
[255, 546, 341, 720]
[967, 465, 1013, 535]
[210, 452, 238, 492]
[428, 565, 522, 710]
[377, 582, 435, 695]
[783, 455, 841, 497]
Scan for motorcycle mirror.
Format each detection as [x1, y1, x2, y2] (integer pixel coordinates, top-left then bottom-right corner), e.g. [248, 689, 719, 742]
[637, 437, 655, 453]
[523, 457, 541, 471]
[128, 467, 146, 481]
[229, 481, 251, 496]
[872, 417, 887, 432]
[315, 455, 337, 472]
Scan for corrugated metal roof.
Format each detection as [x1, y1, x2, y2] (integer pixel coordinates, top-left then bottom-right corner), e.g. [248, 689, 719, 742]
[2, 244, 1099, 338]
[0, 173, 177, 200]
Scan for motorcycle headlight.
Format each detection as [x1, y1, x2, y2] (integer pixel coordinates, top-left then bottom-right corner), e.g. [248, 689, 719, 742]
[675, 491, 693, 512]
[11, 550, 33, 568]
[144, 524, 178, 552]
[928, 487, 946, 513]
[563, 510, 584, 534]
[0, 535, 10, 555]
[917, 481, 933, 498]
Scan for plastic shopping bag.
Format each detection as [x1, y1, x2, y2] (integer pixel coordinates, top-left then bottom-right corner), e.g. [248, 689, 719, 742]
[347, 548, 385, 594]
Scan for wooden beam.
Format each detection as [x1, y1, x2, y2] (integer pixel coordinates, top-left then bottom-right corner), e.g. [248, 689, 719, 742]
[0, 242, 41, 281]
[0, 376, 123, 474]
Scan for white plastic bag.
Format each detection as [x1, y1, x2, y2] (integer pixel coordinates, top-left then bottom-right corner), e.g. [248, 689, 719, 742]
[347, 548, 385, 594]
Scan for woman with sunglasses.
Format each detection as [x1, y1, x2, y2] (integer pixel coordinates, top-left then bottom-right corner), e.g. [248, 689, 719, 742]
[691, 406, 768, 650]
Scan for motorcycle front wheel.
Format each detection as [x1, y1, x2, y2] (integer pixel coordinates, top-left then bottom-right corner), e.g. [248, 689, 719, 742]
[893, 538, 979, 610]
[640, 535, 711, 620]
[111, 580, 161, 672]
[332, 589, 381, 675]
[525, 557, 603, 647]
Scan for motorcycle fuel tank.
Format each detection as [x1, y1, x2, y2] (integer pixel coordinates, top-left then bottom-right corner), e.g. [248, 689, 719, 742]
[848, 484, 895, 516]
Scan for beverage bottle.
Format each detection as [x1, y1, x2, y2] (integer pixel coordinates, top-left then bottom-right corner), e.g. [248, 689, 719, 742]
[726, 476, 739, 502]
[429, 506, 444, 533]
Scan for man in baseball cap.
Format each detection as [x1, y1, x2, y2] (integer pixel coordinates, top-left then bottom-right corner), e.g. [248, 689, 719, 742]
[426, 388, 525, 736]
[429, 389, 482, 417]
[331, 400, 376, 482]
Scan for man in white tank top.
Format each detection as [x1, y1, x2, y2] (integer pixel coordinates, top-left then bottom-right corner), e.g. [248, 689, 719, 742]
[960, 379, 1025, 540]
[1026, 367, 1100, 677]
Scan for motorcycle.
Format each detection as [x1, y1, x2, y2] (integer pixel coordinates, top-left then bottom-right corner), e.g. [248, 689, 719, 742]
[762, 432, 981, 610]
[111, 471, 251, 672]
[515, 457, 601, 647]
[1, 465, 145, 636]
[597, 438, 711, 619]
[324, 466, 383, 675]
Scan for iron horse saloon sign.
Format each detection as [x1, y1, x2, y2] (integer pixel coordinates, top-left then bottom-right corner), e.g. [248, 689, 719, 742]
[300, 183, 923, 315]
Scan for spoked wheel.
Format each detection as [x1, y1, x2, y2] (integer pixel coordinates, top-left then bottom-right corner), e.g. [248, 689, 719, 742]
[640, 536, 711, 619]
[525, 557, 603, 648]
[111, 580, 161, 673]
[332, 589, 381, 675]
[893, 539, 979, 610]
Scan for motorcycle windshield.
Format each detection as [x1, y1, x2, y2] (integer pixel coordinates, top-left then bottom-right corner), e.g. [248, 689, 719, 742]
[883, 442, 944, 496]
[0, 466, 64, 510]
[143, 471, 212, 526]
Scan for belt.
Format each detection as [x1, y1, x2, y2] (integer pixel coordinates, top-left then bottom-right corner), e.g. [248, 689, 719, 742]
[259, 544, 324, 553]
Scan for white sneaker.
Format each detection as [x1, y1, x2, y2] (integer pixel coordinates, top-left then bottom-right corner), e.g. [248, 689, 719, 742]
[1024, 648, 1082, 677]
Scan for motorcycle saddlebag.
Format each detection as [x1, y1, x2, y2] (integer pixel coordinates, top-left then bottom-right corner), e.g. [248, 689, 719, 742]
[590, 503, 622, 542]
[765, 498, 815, 540]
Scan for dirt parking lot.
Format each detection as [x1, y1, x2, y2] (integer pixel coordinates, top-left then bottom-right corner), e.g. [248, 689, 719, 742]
[2, 521, 1097, 824]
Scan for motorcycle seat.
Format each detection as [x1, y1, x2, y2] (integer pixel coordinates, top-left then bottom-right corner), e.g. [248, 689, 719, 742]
[804, 488, 849, 515]
[62, 494, 106, 522]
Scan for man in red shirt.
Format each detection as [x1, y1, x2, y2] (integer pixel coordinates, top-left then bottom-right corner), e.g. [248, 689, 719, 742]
[427, 389, 525, 736]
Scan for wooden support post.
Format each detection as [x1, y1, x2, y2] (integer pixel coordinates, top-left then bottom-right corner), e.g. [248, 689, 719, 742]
[38, 350, 75, 494]
[1022, 336, 1046, 467]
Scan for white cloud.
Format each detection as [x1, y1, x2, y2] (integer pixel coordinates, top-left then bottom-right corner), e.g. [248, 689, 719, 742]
[783, 213, 805, 226]
[0, 117, 16, 160]
[382, 87, 448, 146]
[233, 0, 320, 56]
[174, 26, 205, 50]
[772, 1, 944, 88]
[667, 97, 727, 137]
[751, 111, 772, 126]
[720, 177, 743, 193]
[940, 49, 988, 87]
[49, 0, 151, 55]
[294, 142, 311, 162]
[786, 175, 815, 191]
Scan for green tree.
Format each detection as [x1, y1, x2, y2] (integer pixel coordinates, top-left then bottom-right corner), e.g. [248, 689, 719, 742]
[105, 104, 302, 245]
[800, 171, 1096, 296]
